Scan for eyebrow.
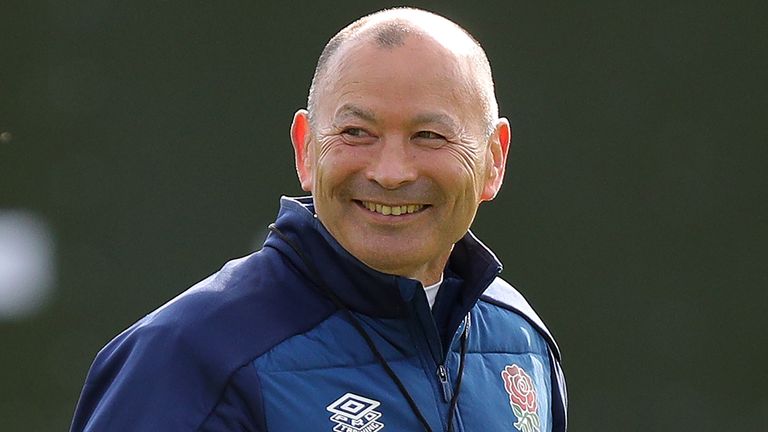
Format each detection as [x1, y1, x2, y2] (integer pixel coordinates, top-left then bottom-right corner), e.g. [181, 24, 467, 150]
[334, 104, 377, 123]
[410, 112, 460, 131]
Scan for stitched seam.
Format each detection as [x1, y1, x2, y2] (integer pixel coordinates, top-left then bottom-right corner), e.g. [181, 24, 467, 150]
[195, 361, 257, 431]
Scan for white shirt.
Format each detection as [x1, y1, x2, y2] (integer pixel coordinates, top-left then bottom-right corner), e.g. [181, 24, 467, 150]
[423, 275, 444, 309]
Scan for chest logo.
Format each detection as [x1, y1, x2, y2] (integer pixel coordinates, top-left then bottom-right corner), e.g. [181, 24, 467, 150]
[501, 364, 541, 432]
[326, 392, 384, 432]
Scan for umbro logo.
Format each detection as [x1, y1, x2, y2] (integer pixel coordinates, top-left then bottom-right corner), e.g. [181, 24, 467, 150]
[326, 392, 384, 432]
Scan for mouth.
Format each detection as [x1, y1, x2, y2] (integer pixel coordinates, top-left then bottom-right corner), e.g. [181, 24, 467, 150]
[355, 200, 429, 216]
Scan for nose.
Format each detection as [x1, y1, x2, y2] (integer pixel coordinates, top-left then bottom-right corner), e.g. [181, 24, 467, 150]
[365, 137, 418, 189]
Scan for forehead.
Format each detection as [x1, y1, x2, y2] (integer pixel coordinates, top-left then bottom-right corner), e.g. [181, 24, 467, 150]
[317, 35, 481, 123]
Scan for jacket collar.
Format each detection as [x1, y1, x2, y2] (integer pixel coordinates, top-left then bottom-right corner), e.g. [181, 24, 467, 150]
[264, 196, 503, 319]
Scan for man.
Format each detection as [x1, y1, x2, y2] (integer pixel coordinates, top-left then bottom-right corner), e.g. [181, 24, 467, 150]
[72, 7, 566, 432]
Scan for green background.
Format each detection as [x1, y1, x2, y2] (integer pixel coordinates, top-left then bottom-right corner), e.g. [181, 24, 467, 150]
[2, 1, 766, 430]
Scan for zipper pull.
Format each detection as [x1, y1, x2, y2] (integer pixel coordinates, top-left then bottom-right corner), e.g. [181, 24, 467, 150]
[437, 364, 452, 402]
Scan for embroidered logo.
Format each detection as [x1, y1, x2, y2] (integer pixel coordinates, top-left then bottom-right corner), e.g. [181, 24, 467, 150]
[501, 364, 541, 432]
[326, 392, 384, 432]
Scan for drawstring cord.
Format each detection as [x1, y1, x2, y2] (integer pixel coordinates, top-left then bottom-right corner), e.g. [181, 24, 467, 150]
[268, 224, 468, 431]
[447, 312, 469, 432]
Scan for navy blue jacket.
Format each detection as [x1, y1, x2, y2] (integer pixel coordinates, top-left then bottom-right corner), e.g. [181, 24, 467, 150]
[72, 196, 567, 431]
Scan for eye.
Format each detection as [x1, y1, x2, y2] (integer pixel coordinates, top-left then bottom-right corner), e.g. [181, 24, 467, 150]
[414, 130, 446, 140]
[413, 131, 448, 148]
[339, 127, 376, 145]
[342, 128, 370, 138]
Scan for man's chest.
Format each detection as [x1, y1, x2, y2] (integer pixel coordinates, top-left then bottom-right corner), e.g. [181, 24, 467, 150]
[250, 308, 553, 432]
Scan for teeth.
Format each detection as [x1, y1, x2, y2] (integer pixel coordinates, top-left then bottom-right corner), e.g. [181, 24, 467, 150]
[361, 201, 424, 216]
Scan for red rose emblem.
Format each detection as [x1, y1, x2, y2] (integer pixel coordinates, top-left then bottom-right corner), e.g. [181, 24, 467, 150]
[501, 364, 538, 413]
[501, 364, 541, 431]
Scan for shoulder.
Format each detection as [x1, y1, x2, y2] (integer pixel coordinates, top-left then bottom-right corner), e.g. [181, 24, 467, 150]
[72, 248, 334, 431]
[479, 277, 561, 360]
[477, 278, 569, 431]
[129, 248, 333, 367]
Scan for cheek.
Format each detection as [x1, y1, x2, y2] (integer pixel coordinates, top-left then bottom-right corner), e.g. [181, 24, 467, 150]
[439, 145, 488, 198]
[313, 142, 367, 196]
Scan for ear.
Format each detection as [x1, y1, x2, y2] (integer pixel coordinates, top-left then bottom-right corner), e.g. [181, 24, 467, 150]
[290, 109, 313, 192]
[480, 118, 511, 202]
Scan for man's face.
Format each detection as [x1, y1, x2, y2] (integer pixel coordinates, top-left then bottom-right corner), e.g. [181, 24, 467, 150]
[292, 36, 508, 284]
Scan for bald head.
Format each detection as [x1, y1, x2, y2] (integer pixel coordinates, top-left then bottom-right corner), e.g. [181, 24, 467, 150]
[307, 8, 499, 136]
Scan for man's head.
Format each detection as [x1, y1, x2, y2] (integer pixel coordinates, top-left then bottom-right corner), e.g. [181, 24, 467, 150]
[290, 8, 511, 285]
[307, 9, 499, 137]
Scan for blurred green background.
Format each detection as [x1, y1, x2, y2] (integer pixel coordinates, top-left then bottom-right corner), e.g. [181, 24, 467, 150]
[2, 1, 766, 430]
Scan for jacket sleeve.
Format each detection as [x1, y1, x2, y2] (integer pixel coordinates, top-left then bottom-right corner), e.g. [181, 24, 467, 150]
[70, 320, 265, 431]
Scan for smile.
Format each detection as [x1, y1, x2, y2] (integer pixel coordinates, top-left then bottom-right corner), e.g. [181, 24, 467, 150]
[358, 200, 426, 216]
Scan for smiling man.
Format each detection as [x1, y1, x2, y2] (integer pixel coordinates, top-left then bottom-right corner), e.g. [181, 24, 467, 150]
[292, 18, 500, 289]
[72, 8, 566, 432]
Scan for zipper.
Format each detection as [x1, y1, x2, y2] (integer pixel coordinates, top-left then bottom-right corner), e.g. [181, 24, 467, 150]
[435, 312, 471, 405]
[436, 364, 452, 402]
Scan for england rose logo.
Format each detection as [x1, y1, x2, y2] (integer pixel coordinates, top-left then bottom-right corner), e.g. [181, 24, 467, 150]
[501, 364, 541, 432]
